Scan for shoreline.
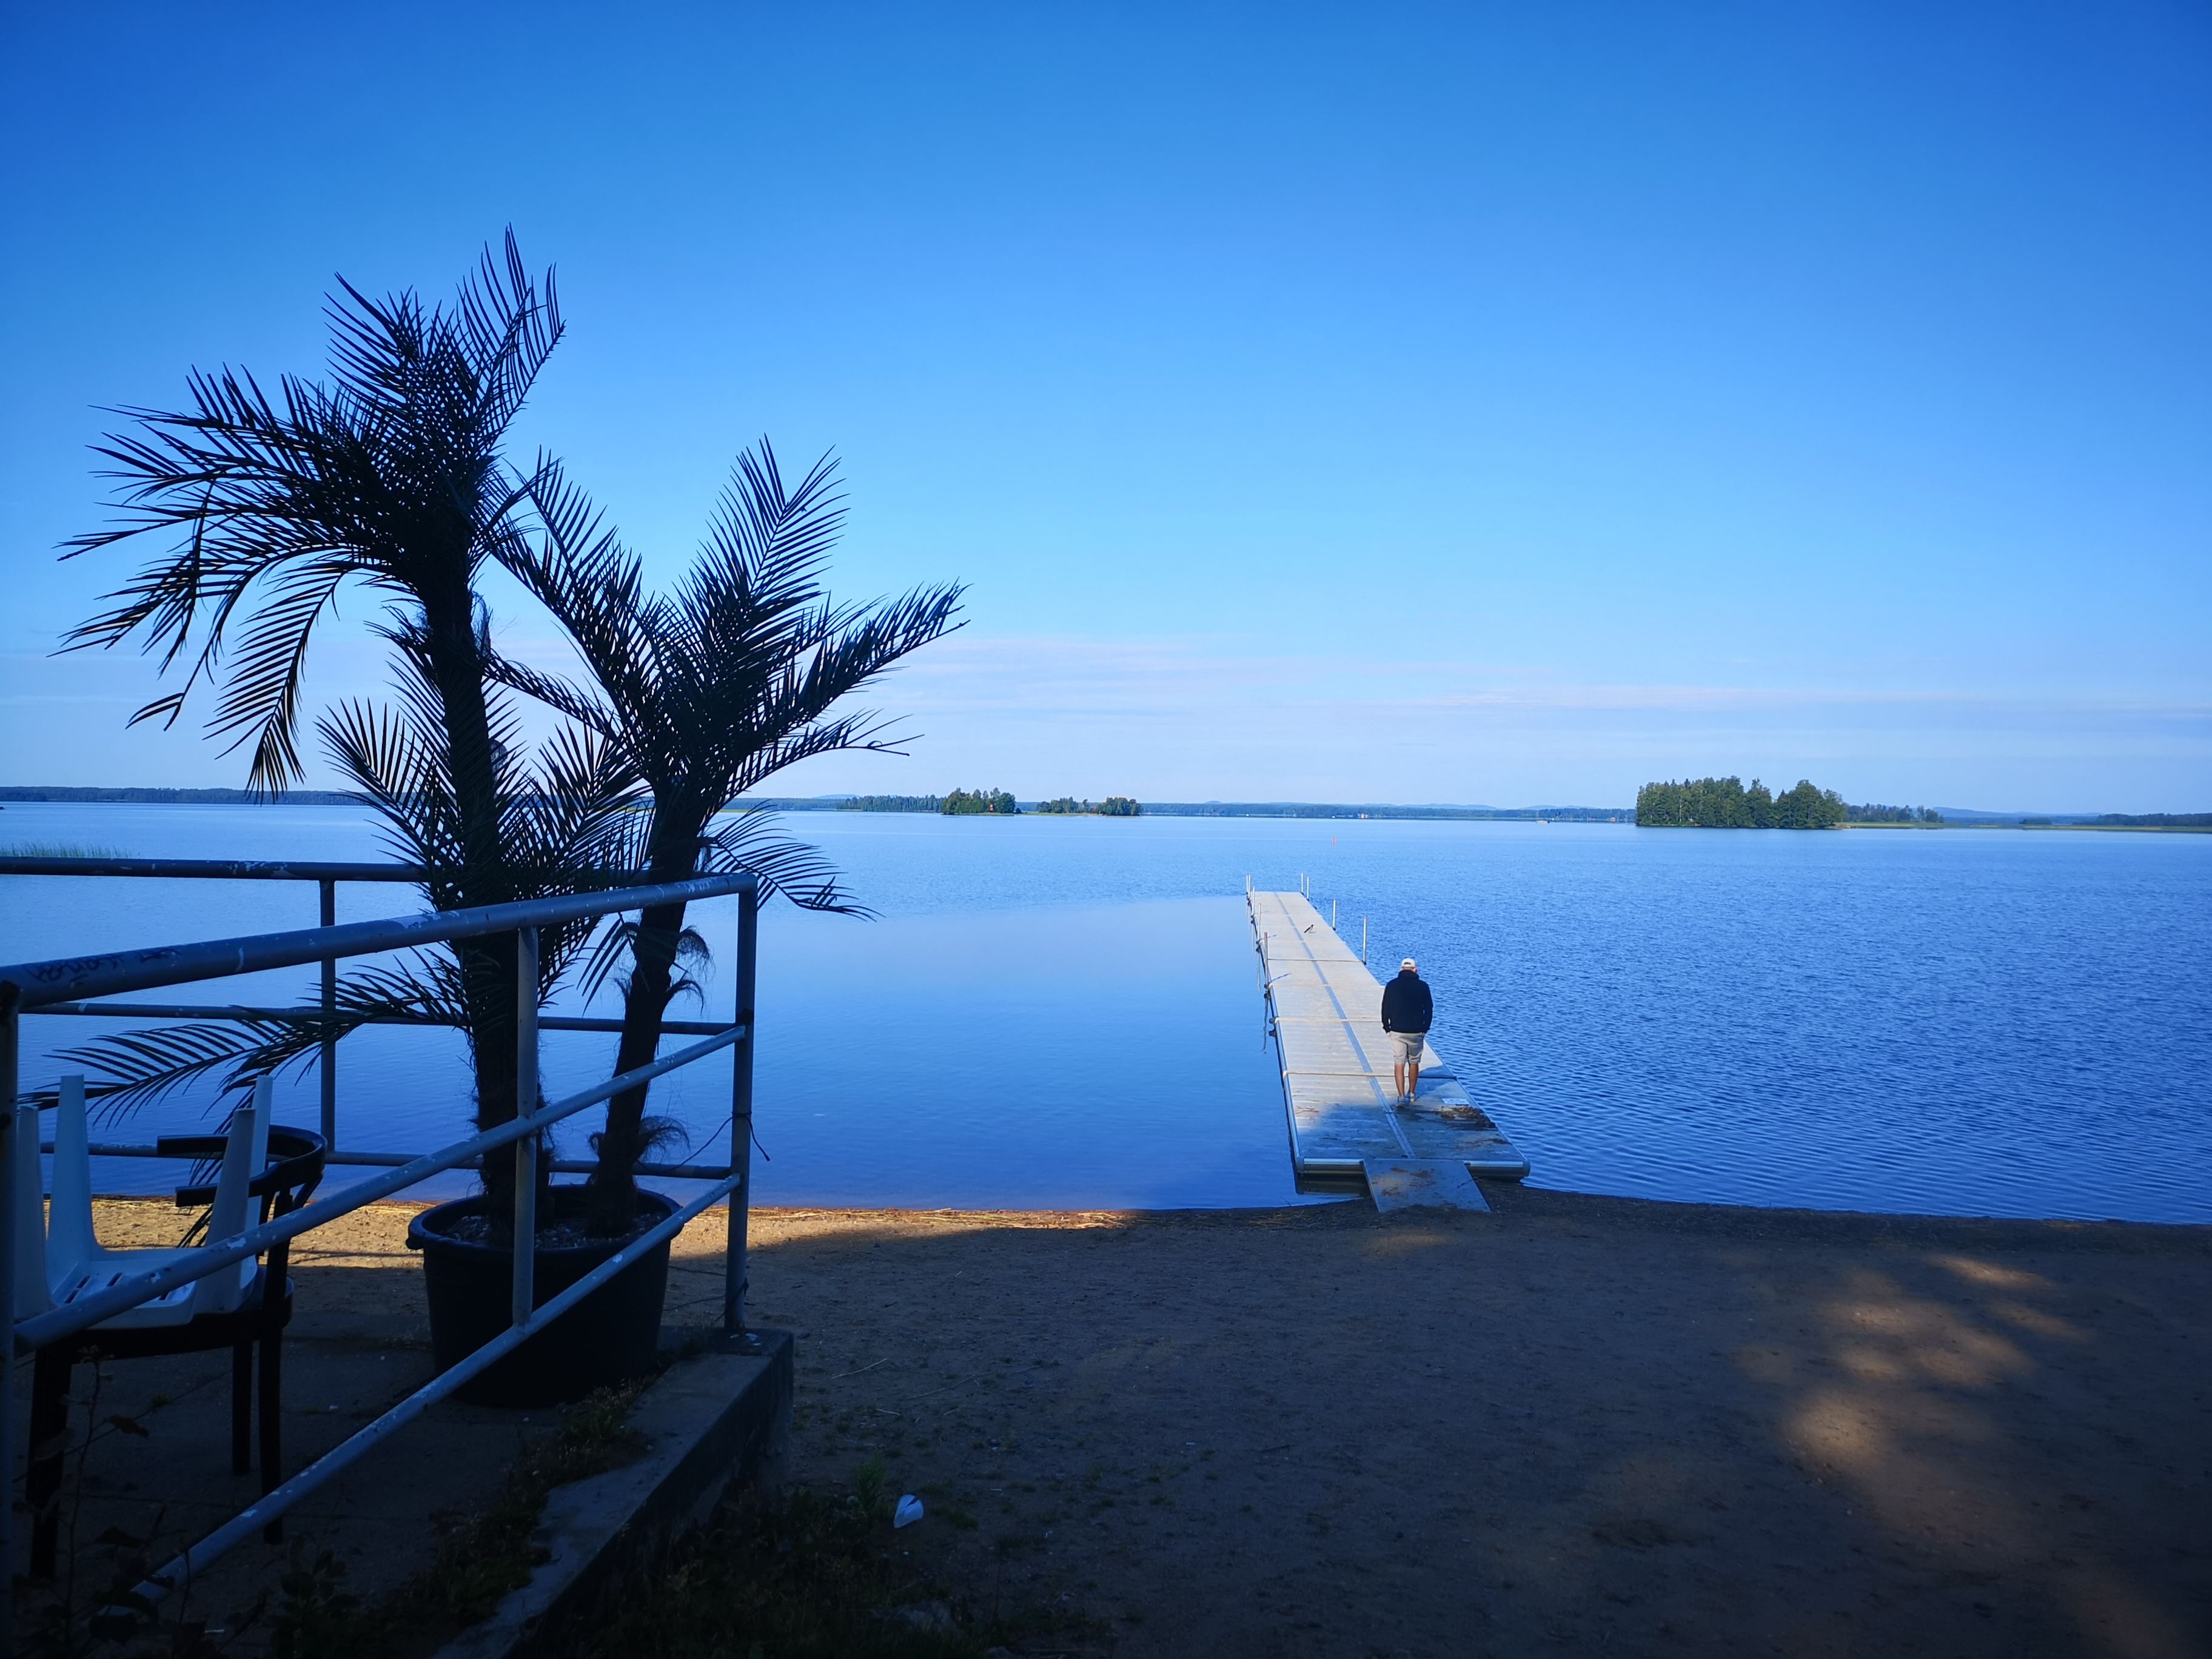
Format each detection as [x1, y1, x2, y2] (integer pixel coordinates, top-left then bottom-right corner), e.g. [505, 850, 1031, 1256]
[84, 1183, 2212, 1239]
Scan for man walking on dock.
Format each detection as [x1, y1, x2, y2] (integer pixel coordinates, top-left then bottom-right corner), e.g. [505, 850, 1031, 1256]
[1381, 957, 1433, 1106]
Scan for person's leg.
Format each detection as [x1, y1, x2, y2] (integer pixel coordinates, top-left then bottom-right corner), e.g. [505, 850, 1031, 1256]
[1408, 1056, 1422, 1101]
[1392, 1059, 1406, 1101]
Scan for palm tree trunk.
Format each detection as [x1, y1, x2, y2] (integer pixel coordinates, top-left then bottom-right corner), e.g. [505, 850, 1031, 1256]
[585, 830, 699, 1235]
[421, 583, 530, 1230]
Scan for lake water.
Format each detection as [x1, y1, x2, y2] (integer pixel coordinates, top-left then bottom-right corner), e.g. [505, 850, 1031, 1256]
[2, 803, 2207, 1222]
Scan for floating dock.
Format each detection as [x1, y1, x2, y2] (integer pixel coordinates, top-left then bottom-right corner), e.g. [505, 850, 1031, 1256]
[1248, 890, 1529, 1210]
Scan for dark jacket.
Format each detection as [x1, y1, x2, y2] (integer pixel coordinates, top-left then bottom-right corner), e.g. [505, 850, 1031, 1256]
[1380, 971, 1432, 1034]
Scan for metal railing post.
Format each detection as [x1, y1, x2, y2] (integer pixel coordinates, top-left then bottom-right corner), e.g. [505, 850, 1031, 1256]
[318, 878, 338, 1151]
[511, 925, 539, 1328]
[1362, 916, 1368, 964]
[725, 885, 759, 1336]
[1, 985, 19, 1638]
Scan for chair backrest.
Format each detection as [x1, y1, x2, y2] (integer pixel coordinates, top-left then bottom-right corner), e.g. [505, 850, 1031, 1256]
[206, 1078, 272, 1245]
[47, 1073, 96, 1274]
[11, 1103, 53, 1316]
[185, 1078, 272, 1318]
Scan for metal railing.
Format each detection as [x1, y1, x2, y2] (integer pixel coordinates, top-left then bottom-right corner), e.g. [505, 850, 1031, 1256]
[0, 863, 765, 1634]
[0, 857, 739, 1167]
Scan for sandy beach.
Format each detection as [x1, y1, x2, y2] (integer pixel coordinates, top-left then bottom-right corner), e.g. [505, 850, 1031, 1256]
[35, 1188, 2211, 1657]
[711, 1185, 2211, 1658]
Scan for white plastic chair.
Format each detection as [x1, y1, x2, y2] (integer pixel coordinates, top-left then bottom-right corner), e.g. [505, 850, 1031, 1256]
[13, 1073, 269, 1327]
[18, 1073, 318, 1579]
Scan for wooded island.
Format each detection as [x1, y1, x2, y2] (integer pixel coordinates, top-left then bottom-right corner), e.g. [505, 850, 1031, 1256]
[1636, 777, 1847, 828]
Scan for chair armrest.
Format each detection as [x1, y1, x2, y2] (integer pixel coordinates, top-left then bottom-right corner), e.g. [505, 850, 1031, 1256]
[175, 1124, 328, 1210]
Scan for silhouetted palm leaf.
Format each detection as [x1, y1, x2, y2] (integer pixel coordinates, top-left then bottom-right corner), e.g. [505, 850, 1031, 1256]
[64, 232, 561, 796]
[53, 950, 463, 1121]
[502, 439, 962, 1227]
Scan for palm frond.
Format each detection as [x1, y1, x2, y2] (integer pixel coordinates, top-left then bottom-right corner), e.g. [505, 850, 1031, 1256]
[703, 812, 861, 914]
[694, 442, 847, 617]
[577, 917, 642, 1007]
[59, 235, 561, 792]
[44, 954, 460, 1123]
[47, 1019, 296, 1118]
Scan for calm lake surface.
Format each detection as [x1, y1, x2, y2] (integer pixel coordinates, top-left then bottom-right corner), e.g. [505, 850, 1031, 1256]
[2, 803, 2207, 1222]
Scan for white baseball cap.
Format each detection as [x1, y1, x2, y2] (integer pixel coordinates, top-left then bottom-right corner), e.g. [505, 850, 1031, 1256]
[1401, 957, 1417, 970]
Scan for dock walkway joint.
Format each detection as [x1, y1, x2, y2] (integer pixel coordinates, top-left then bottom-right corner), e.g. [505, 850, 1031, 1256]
[1248, 891, 1529, 1207]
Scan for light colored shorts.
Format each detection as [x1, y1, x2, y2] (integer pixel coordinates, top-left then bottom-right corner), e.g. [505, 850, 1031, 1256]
[1387, 1030, 1426, 1065]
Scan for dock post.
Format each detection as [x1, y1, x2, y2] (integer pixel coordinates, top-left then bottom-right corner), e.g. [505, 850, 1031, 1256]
[1332, 898, 1338, 931]
[1362, 916, 1367, 963]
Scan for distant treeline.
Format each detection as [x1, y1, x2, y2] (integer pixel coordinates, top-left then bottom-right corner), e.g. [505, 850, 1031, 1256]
[2092, 813, 2212, 828]
[1635, 777, 1846, 829]
[838, 791, 1141, 816]
[1144, 802, 1624, 821]
[942, 787, 1019, 816]
[0, 786, 357, 805]
[1847, 802, 1945, 824]
[1036, 796, 1142, 816]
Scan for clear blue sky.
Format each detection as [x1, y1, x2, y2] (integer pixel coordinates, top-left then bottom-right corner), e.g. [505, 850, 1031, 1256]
[4, 2, 2206, 810]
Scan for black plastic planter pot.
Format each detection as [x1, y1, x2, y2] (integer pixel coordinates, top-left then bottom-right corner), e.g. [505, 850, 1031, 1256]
[407, 1185, 677, 1407]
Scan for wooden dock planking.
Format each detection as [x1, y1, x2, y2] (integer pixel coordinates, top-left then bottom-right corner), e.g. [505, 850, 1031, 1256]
[1248, 891, 1530, 1192]
[1362, 1158, 1492, 1212]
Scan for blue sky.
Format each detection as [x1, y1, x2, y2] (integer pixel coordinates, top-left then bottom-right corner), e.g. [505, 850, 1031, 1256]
[4, 2, 2206, 809]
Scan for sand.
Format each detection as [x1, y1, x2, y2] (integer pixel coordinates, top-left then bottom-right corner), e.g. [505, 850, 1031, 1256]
[697, 1187, 2211, 1658]
[34, 1188, 2212, 1657]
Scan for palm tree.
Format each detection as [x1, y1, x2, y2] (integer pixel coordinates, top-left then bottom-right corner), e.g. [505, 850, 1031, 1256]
[59, 232, 583, 1206]
[503, 443, 962, 1232]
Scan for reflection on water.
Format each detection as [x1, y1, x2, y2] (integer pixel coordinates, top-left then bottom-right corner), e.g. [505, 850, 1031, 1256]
[2, 804, 2206, 1220]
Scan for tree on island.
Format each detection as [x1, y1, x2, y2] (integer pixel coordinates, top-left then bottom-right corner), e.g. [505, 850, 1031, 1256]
[1847, 803, 1944, 824]
[840, 794, 944, 813]
[942, 787, 1017, 815]
[1034, 796, 1142, 816]
[1635, 777, 1846, 829]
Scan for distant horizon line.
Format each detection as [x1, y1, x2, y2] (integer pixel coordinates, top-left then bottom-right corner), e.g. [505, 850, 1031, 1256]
[2, 785, 2196, 825]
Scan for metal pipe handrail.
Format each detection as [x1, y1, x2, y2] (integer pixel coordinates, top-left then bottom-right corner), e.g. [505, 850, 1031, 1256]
[0, 857, 677, 882]
[12, 1021, 742, 1355]
[0, 857, 434, 881]
[33, 999, 732, 1037]
[45, 1142, 739, 1182]
[2, 854, 768, 1633]
[0, 870, 757, 1008]
[1, 857, 726, 1152]
[129, 1168, 743, 1609]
